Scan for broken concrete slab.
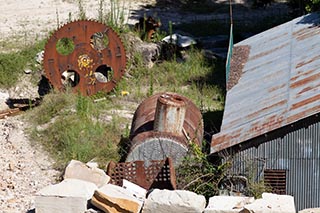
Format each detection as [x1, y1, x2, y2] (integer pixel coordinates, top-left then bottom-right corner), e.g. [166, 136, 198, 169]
[142, 189, 206, 213]
[64, 159, 110, 188]
[241, 193, 295, 213]
[204, 196, 254, 213]
[35, 179, 97, 213]
[91, 183, 144, 213]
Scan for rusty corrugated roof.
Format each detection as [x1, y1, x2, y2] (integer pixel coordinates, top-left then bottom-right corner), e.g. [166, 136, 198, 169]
[211, 13, 320, 154]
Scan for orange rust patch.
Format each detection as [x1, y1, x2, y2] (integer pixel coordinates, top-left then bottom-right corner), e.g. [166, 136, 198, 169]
[290, 93, 320, 110]
[247, 100, 287, 121]
[290, 72, 320, 89]
[250, 42, 289, 61]
[291, 69, 315, 82]
[288, 105, 320, 123]
[293, 26, 320, 41]
[297, 82, 320, 96]
[269, 32, 289, 42]
[268, 83, 287, 93]
[296, 55, 320, 69]
[211, 130, 242, 152]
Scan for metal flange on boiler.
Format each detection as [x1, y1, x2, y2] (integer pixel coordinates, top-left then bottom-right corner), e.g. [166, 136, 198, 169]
[127, 92, 203, 166]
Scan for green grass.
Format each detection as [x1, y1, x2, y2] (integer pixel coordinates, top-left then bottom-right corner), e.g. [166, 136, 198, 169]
[116, 49, 225, 111]
[27, 91, 126, 169]
[0, 39, 45, 88]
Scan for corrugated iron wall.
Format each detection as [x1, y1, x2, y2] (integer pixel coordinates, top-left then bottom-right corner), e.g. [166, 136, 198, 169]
[230, 120, 320, 211]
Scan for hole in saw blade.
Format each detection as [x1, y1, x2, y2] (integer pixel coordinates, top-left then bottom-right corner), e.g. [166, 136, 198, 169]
[56, 37, 75, 55]
[90, 32, 109, 51]
[94, 65, 113, 83]
[61, 70, 80, 87]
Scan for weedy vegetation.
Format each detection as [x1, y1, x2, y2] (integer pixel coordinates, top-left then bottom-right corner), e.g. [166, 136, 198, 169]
[0, 0, 285, 198]
[0, 39, 45, 88]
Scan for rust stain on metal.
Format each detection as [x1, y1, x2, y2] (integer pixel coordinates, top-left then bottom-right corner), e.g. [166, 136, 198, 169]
[130, 92, 203, 146]
[268, 83, 286, 93]
[0, 108, 21, 119]
[297, 82, 320, 95]
[211, 130, 241, 147]
[293, 25, 320, 41]
[211, 14, 320, 154]
[0, 98, 42, 119]
[290, 72, 320, 89]
[247, 100, 287, 120]
[290, 93, 320, 110]
[287, 106, 320, 123]
[290, 69, 315, 81]
[227, 45, 251, 90]
[269, 32, 289, 42]
[154, 93, 186, 135]
[127, 92, 203, 166]
[248, 115, 284, 134]
[107, 158, 176, 190]
[295, 55, 320, 68]
[249, 42, 289, 61]
[43, 20, 126, 96]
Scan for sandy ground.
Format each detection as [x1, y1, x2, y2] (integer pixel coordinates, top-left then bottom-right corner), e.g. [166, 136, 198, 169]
[0, 0, 289, 47]
[0, 0, 150, 44]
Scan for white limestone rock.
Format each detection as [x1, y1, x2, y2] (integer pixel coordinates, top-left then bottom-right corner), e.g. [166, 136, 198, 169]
[122, 179, 147, 202]
[91, 183, 144, 213]
[299, 208, 320, 213]
[142, 189, 206, 213]
[241, 193, 296, 213]
[64, 159, 110, 187]
[35, 179, 97, 213]
[204, 196, 254, 213]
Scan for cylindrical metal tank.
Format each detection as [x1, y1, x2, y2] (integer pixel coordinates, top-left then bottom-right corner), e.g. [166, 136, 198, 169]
[126, 92, 203, 165]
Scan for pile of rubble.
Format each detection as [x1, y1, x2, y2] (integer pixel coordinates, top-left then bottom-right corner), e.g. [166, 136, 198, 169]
[34, 159, 299, 213]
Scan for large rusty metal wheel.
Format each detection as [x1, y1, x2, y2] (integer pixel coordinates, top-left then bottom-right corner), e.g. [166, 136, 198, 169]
[43, 20, 126, 96]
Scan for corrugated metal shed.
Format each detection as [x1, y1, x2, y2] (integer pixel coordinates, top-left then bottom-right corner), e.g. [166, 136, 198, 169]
[230, 117, 320, 210]
[211, 13, 320, 153]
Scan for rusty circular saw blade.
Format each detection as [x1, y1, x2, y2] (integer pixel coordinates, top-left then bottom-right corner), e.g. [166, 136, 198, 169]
[43, 20, 126, 96]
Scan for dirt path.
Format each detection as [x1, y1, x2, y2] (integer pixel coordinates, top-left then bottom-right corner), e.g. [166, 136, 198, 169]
[0, 115, 60, 213]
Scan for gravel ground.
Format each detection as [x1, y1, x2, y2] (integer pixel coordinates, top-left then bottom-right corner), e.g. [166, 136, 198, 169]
[0, 115, 60, 213]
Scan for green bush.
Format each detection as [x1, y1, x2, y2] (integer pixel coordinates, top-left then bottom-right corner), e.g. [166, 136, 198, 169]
[177, 142, 228, 199]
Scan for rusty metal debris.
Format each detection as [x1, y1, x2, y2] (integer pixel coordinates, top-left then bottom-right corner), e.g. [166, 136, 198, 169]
[0, 98, 42, 119]
[107, 158, 176, 190]
[127, 92, 203, 165]
[43, 20, 127, 96]
[108, 92, 203, 190]
[134, 16, 161, 41]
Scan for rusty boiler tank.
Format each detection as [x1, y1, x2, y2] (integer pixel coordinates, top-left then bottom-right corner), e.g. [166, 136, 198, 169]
[126, 92, 203, 165]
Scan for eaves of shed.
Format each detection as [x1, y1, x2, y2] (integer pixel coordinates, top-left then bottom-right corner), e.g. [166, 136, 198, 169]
[211, 13, 320, 154]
